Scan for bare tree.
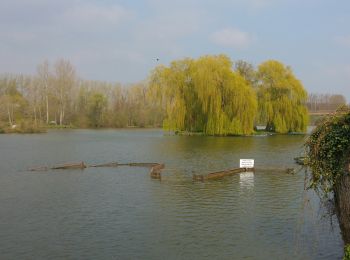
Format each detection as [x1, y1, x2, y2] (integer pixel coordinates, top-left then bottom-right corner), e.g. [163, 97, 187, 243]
[53, 59, 76, 126]
[307, 93, 347, 113]
[37, 60, 51, 124]
[21, 76, 39, 126]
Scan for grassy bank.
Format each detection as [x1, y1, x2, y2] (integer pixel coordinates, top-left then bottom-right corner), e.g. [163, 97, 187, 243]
[172, 129, 300, 137]
[0, 121, 46, 134]
[309, 114, 327, 126]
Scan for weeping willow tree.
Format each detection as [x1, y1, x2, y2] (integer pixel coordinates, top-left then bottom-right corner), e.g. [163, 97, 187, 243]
[257, 60, 308, 133]
[148, 59, 194, 131]
[149, 55, 257, 135]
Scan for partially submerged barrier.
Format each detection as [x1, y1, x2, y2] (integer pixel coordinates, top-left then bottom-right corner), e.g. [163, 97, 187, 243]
[29, 161, 296, 182]
[51, 161, 87, 170]
[29, 161, 86, 171]
[29, 161, 164, 179]
[192, 166, 297, 181]
[193, 167, 252, 181]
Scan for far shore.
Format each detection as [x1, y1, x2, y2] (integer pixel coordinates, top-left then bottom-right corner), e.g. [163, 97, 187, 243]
[0, 125, 314, 136]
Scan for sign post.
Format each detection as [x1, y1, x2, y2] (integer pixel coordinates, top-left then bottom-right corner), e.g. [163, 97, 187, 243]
[240, 159, 254, 169]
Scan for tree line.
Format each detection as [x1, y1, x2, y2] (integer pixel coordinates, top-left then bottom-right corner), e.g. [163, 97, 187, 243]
[0, 59, 163, 130]
[0, 55, 346, 134]
[149, 55, 309, 135]
[306, 93, 347, 113]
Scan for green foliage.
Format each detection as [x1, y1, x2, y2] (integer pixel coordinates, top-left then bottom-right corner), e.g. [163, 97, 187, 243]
[257, 60, 308, 133]
[87, 92, 107, 127]
[0, 57, 311, 133]
[72, 80, 163, 129]
[17, 120, 46, 133]
[150, 57, 308, 135]
[306, 106, 350, 194]
[0, 74, 29, 125]
[149, 55, 257, 135]
[1, 59, 165, 130]
[345, 245, 350, 260]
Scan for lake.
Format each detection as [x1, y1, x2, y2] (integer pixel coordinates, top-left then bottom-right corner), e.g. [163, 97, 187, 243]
[0, 129, 344, 259]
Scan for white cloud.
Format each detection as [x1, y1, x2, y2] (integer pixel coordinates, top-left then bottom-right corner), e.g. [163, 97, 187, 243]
[210, 28, 253, 48]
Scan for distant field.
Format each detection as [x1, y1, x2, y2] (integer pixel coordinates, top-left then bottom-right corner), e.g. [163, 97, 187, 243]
[309, 113, 327, 125]
[309, 111, 334, 116]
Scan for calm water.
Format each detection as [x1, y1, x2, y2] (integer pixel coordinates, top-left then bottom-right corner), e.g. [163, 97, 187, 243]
[0, 129, 344, 259]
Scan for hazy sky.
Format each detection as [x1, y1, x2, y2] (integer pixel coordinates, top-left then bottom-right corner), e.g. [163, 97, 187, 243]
[1, 0, 349, 101]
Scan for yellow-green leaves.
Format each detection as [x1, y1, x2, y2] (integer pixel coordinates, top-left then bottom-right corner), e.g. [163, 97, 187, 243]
[257, 60, 308, 133]
[150, 57, 308, 135]
[149, 55, 257, 135]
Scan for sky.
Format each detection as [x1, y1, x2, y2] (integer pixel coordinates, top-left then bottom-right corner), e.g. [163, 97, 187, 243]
[0, 0, 349, 101]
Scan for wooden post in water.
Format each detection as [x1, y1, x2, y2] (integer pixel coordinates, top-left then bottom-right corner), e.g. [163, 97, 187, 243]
[150, 163, 164, 180]
[193, 167, 252, 181]
[51, 161, 87, 170]
[90, 162, 119, 167]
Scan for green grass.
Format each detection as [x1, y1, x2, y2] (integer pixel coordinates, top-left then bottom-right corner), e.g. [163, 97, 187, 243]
[344, 245, 350, 260]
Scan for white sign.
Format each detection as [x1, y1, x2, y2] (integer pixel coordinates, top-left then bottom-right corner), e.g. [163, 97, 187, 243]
[240, 159, 254, 168]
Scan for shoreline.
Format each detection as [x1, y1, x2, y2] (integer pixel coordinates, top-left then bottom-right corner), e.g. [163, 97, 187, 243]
[0, 126, 311, 136]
